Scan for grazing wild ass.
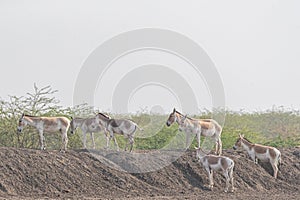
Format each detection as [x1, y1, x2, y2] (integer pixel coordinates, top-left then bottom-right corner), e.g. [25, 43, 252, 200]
[233, 134, 282, 178]
[95, 113, 142, 152]
[195, 147, 235, 192]
[17, 113, 70, 152]
[70, 117, 109, 149]
[166, 108, 223, 155]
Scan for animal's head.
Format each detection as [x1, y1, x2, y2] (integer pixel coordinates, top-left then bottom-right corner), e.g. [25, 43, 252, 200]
[195, 147, 206, 159]
[233, 134, 244, 150]
[17, 113, 27, 133]
[69, 117, 76, 134]
[166, 108, 177, 127]
[178, 114, 187, 132]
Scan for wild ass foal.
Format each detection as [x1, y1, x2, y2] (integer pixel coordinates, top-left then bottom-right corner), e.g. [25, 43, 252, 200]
[195, 148, 235, 192]
[233, 134, 282, 178]
[166, 108, 223, 155]
[17, 113, 70, 152]
[96, 113, 141, 152]
[70, 117, 109, 149]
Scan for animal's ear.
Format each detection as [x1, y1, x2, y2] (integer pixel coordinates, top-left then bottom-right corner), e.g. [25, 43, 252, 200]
[182, 115, 187, 121]
[21, 113, 25, 118]
[71, 116, 73, 120]
[173, 108, 176, 113]
[241, 134, 244, 138]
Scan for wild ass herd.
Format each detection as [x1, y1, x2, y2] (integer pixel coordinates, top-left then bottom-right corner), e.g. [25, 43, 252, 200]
[17, 108, 282, 193]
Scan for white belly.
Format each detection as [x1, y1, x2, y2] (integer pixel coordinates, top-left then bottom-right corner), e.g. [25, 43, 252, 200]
[255, 152, 269, 161]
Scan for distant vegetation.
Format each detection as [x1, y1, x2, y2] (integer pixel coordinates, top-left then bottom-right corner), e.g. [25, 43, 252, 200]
[0, 84, 93, 149]
[0, 84, 299, 150]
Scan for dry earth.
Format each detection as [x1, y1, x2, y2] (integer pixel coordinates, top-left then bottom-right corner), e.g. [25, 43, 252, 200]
[0, 147, 299, 199]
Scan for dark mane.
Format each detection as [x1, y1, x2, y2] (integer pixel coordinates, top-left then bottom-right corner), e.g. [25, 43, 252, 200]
[72, 117, 85, 120]
[24, 114, 39, 117]
[97, 112, 110, 119]
[175, 111, 196, 121]
[174, 110, 183, 115]
[242, 137, 253, 144]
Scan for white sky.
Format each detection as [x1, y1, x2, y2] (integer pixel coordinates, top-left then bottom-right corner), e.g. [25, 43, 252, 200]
[0, 0, 299, 113]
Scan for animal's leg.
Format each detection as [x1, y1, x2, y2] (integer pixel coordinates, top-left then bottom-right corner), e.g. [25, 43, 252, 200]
[125, 137, 130, 151]
[215, 128, 222, 155]
[271, 161, 278, 178]
[223, 170, 229, 193]
[82, 131, 87, 149]
[61, 131, 68, 152]
[107, 133, 112, 150]
[38, 130, 45, 150]
[197, 132, 201, 149]
[125, 140, 128, 151]
[229, 167, 235, 192]
[104, 131, 109, 149]
[43, 135, 46, 150]
[111, 134, 119, 151]
[214, 137, 219, 155]
[214, 140, 218, 155]
[209, 170, 214, 190]
[90, 132, 95, 149]
[206, 168, 213, 190]
[250, 154, 257, 164]
[218, 138, 222, 155]
[185, 132, 190, 149]
[64, 131, 68, 152]
[129, 137, 134, 152]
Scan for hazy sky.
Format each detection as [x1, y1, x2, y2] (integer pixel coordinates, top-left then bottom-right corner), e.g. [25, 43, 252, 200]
[0, 0, 299, 113]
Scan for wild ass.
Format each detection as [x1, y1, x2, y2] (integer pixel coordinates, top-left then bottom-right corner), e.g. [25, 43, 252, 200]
[195, 148, 235, 192]
[166, 108, 223, 155]
[17, 113, 70, 152]
[233, 134, 282, 178]
[70, 117, 109, 149]
[95, 113, 142, 152]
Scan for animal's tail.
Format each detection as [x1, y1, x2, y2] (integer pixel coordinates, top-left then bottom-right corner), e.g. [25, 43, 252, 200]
[131, 124, 143, 136]
[278, 152, 282, 170]
[135, 125, 143, 132]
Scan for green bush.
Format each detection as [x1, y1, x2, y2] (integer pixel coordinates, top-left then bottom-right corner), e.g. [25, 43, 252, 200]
[0, 84, 93, 149]
[1, 84, 300, 150]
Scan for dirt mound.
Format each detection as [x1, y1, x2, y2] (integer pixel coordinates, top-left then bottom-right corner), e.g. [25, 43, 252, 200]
[0, 147, 299, 199]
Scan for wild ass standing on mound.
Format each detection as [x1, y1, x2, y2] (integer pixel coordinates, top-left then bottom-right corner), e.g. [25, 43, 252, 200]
[95, 113, 142, 152]
[195, 147, 235, 192]
[233, 134, 282, 178]
[70, 117, 109, 149]
[17, 113, 70, 152]
[166, 108, 223, 155]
